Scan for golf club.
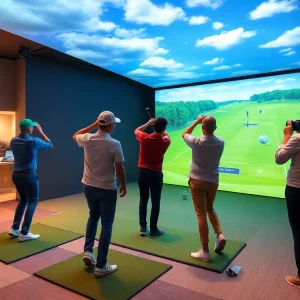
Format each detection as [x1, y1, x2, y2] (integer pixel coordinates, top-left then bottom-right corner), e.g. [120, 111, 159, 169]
[145, 107, 152, 118]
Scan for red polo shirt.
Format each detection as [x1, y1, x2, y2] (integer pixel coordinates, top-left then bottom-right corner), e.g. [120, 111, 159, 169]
[136, 131, 171, 172]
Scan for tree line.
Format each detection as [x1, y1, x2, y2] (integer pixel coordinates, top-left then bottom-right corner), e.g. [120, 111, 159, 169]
[156, 100, 217, 128]
[250, 89, 300, 102]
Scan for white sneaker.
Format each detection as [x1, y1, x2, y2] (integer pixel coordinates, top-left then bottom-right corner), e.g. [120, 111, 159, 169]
[18, 232, 40, 242]
[191, 249, 211, 262]
[83, 252, 96, 267]
[215, 234, 226, 253]
[9, 227, 21, 237]
[94, 263, 118, 277]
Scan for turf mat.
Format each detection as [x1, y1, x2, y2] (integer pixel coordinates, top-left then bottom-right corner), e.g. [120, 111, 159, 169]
[111, 218, 245, 273]
[34, 249, 172, 300]
[0, 223, 83, 264]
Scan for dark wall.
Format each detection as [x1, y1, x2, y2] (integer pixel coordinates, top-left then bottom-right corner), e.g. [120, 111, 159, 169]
[25, 56, 154, 200]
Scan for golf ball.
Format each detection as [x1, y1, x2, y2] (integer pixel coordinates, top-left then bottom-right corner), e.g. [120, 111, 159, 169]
[259, 135, 269, 144]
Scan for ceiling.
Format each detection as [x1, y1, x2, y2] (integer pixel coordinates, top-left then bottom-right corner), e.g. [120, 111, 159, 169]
[0, 0, 299, 88]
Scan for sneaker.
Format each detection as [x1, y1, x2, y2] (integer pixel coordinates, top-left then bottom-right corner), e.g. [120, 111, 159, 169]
[286, 275, 300, 288]
[18, 232, 40, 242]
[215, 234, 226, 253]
[191, 249, 212, 262]
[150, 228, 164, 237]
[83, 252, 96, 267]
[140, 226, 149, 237]
[94, 264, 117, 277]
[9, 227, 21, 237]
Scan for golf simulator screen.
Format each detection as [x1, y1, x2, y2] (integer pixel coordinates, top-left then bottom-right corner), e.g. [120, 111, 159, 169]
[155, 73, 300, 198]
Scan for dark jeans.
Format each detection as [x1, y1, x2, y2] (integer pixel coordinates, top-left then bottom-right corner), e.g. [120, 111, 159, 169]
[138, 168, 163, 231]
[12, 171, 39, 235]
[285, 185, 300, 276]
[84, 185, 117, 268]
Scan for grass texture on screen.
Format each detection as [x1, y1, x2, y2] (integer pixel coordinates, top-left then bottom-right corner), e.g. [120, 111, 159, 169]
[158, 100, 300, 198]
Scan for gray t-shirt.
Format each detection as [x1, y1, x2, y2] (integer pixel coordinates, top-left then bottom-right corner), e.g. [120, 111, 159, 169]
[184, 134, 224, 183]
[275, 133, 300, 189]
[76, 131, 124, 190]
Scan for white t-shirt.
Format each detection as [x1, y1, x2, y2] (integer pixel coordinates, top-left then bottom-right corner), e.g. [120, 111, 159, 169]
[76, 131, 124, 190]
[184, 134, 224, 183]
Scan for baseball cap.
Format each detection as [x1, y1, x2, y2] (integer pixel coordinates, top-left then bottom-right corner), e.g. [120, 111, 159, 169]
[19, 119, 38, 130]
[97, 111, 121, 126]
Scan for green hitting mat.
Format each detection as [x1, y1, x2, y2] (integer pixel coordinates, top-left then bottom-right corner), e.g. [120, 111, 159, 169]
[0, 223, 83, 264]
[34, 249, 172, 300]
[111, 218, 245, 273]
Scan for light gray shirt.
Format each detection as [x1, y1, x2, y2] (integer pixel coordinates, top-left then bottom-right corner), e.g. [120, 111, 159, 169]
[184, 134, 224, 183]
[76, 131, 124, 190]
[275, 133, 300, 189]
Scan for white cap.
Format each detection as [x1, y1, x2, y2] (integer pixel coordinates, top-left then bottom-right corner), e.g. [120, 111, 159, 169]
[97, 111, 121, 125]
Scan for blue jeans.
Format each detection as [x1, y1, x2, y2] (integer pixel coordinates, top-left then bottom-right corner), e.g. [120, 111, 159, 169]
[84, 185, 117, 268]
[12, 171, 39, 235]
[286, 185, 300, 277]
[138, 168, 163, 231]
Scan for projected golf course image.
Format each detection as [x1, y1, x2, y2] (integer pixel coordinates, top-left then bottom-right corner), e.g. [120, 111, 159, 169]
[155, 73, 300, 198]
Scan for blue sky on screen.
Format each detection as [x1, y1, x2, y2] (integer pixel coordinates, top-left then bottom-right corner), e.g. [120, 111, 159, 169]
[155, 73, 300, 102]
[0, 0, 299, 88]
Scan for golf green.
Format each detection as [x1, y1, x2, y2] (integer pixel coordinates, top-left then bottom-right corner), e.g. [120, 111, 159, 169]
[111, 218, 245, 273]
[0, 223, 83, 264]
[34, 249, 172, 300]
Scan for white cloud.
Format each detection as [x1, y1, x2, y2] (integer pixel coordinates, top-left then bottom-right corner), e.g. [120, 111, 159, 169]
[114, 27, 146, 38]
[165, 71, 204, 79]
[0, 0, 121, 34]
[188, 15, 209, 25]
[258, 79, 274, 84]
[275, 77, 295, 83]
[196, 28, 256, 50]
[232, 70, 260, 76]
[85, 18, 117, 32]
[186, 0, 224, 9]
[154, 81, 181, 87]
[213, 65, 231, 70]
[57, 32, 169, 66]
[156, 48, 169, 55]
[279, 47, 293, 53]
[249, 0, 297, 20]
[124, 0, 185, 26]
[66, 49, 128, 65]
[203, 57, 224, 65]
[140, 57, 184, 69]
[127, 68, 160, 77]
[212, 22, 224, 30]
[213, 64, 242, 70]
[58, 32, 167, 55]
[185, 66, 199, 70]
[267, 84, 285, 90]
[284, 51, 296, 56]
[236, 81, 255, 87]
[259, 26, 300, 48]
[291, 61, 300, 66]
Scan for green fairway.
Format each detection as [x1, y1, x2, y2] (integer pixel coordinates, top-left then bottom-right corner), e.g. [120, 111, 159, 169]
[162, 101, 299, 198]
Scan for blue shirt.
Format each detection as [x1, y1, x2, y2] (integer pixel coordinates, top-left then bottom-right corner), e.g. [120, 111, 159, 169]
[10, 134, 53, 172]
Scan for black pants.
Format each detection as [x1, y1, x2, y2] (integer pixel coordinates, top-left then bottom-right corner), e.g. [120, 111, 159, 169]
[138, 168, 163, 231]
[285, 185, 300, 276]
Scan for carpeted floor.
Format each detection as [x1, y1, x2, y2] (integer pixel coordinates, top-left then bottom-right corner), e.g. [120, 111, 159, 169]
[0, 183, 298, 300]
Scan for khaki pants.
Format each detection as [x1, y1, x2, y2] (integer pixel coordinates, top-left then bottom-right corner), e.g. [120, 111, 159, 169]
[189, 178, 222, 245]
